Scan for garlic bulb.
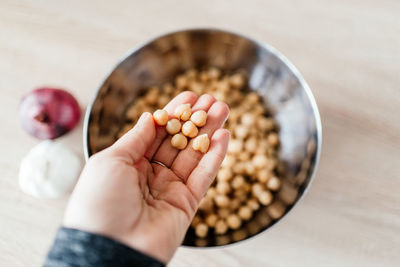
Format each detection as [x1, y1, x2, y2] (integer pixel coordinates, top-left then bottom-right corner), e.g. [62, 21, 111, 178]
[19, 141, 81, 198]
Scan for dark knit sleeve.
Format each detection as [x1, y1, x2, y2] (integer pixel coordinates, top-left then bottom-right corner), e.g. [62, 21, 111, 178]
[44, 227, 165, 267]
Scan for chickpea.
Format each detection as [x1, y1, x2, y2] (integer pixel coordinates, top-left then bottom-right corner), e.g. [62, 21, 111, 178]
[233, 188, 247, 198]
[190, 110, 207, 127]
[171, 133, 188, 150]
[278, 182, 298, 205]
[247, 128, 257, 138]
[195, 238, 208, 247]
[253, 105, 265, 116]
[258, 191, 273, 206]
[257, 169, 272, 183]
[205, 214, 218, 227]
[166, 119, 181, 135]
[191, 215, 201, 227]
[198, 196, 213, 211]
[230, 90, 242, 104]
[255, 211, 272, 227]
[207, 79, 218, 91]
[247, 198, 260, 211]
[135, 98, 146, 109]
[234, 124, 249, 139]
[255, 147, 266, 156]
[199, 71, 209, 83]
[152, 109, 168, 126]
[217, 168, 233, 182]
[301, 158, 311, 172]
[145, 87, 159, 105]
[242, 182, 251, 193]
[213, 91, 226, 101]
[231, 175, 245, 190]
[258, 139, 270, 150]
[221, 155, 236, 168]
[237, 193, 248, 202]
[232, 162, 246, 174]
[246, 92, 259, 104]
[267, 133, 279, 147]
[307, 139, 316, 155]
[176, 75, 188, 89]
[232, 229, 248, 242]
[228, 139, 243, 154]
[238, 151, 250, 161]
[267, 176, 281, 191]
[217, 208, 230, 219]
[238, 206, 253, 221]
[216, 181, 231, 195]
[185, 69, 198, 79]
[163, 83, 174, 95]
[246, 220, 261, 235]
[266, 158, 277, 171]
[228, 110, 240, 123]
[238, 194, 248, 203]
[229, 73, 245, 88]
[207, 67, 221, 79]
[192, 134, 210, 153]
[241, 113, 256, 126]
[226, 214, 242, 229]
[244, 161, 256, 176]
[174, 103, 192, 121]
[257, 117, 274, 131]
[230, 198, 241, 210]
[126, 105, 140, 120]
[206, 187, 217, 199]
[253, 154, 269, 169]
[157, 95, 170, 107]
[215, 235, 231, 245]
[296, 171, 307, 186]
[217, 80, 230, 93]
[244, 137, 257, 153]
[215, 194, 230, 208]
[190, 82, 204, 95]
[195, 223, 208, 238]
[266, 201, 286, 220]
[215, 220, 228, 235]
[252, 183, 264, 197]
[182, 121, 198, 138]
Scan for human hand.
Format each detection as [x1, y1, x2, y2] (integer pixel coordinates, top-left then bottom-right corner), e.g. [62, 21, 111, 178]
[63, 92, 230, 263]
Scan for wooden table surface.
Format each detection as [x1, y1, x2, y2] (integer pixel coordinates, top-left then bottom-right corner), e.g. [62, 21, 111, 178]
[1, 0, 399, 266]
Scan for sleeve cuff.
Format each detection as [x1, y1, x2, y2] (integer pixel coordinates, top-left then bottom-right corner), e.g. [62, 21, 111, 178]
[44, 227, 165, 267]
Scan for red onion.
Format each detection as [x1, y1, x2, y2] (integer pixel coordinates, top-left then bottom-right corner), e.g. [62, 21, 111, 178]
[19, 88, 81, 139]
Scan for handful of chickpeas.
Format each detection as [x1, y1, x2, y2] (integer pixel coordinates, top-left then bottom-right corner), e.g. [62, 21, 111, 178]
[117, 68, 297, 240]
[152, 104, 210, 153]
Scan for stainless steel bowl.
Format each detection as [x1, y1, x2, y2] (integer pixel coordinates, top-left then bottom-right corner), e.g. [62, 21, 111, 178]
[83, 28, 322, 247]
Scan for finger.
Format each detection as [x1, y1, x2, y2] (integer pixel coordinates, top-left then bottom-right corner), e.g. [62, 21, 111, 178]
[186, 129, 230, 201]
[145, 91, 198, 159]
[111, 112, 156, 164]
[152, 94, 216, 167]
[171, 101, 229, 181]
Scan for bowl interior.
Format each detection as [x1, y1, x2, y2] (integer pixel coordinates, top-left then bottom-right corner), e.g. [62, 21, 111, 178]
[85, 29, 321, 247]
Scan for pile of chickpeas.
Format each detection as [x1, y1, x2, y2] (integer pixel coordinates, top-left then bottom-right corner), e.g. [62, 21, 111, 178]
[152, 104, 210, 152]
[117, 68, 292, 239]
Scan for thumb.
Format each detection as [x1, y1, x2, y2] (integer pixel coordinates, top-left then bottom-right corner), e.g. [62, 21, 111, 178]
[111, 112, 156, 164]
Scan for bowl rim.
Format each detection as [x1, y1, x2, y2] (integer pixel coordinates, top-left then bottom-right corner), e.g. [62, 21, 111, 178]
[83, 27, 322, 249]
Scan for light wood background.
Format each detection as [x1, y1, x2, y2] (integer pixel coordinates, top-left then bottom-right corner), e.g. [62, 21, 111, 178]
[1, 0, 399, 266]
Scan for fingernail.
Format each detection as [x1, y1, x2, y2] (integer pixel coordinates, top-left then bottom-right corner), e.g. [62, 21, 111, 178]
[224, 129, 231, 138]
[137, 112, 151, 124]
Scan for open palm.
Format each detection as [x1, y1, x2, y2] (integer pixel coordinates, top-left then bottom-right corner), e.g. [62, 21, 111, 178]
[63, 92, 230, 263]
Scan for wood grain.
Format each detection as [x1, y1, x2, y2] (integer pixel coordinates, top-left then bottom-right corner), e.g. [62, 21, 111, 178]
[0, 0, 399, 266]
